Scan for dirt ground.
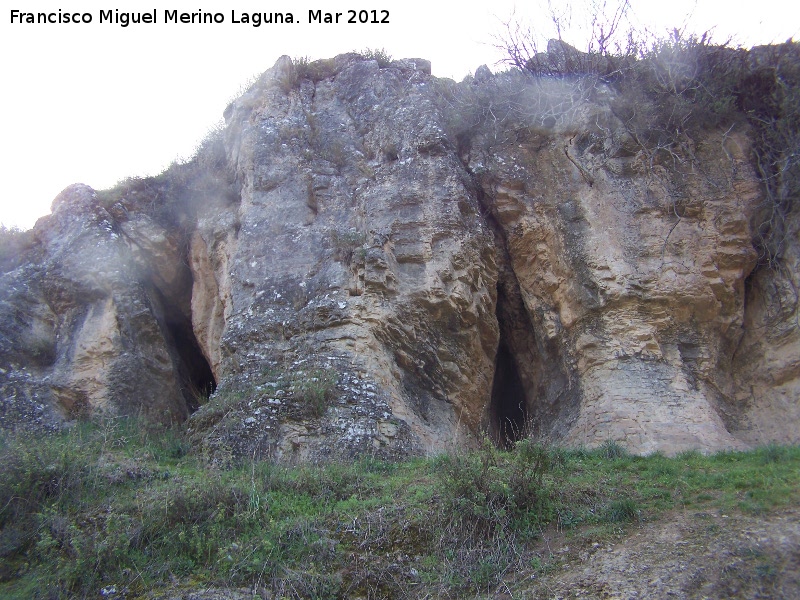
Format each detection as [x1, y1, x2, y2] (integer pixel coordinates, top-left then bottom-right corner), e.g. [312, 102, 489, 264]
[511, 506, 800, 599]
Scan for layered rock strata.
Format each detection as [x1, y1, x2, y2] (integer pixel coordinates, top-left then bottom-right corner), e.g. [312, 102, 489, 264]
[1, 53, 797, 457]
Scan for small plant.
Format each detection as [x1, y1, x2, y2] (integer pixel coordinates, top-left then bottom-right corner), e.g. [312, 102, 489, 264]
[757, 443, 791, 464]
[329, 228, 367, 265]
[436, 437, 551, 537]
[509, 438, 550, 511]
[293, 56, 339, 84]
[598, 439, 628, 459]
[291, 367, 338, 418]
[357, 47, 393, 67]
[604, 497, 640, 522]
[187, 388, 247, 432]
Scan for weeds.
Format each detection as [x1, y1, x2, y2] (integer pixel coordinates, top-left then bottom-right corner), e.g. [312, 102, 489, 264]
[290, 56, 339, 86]
[196, 366, 338, 423]
[436, 437, 551, 534]
[288, 50, 392, 92]
[1, 421, 798, 598]
[329, 229, 367, 266]
[0, 224, 36, 272]
[287, 367, 338, 419]
[598, 438, 629, 459]
[604, 497, 640, 522]
[356, 47, 393, 67]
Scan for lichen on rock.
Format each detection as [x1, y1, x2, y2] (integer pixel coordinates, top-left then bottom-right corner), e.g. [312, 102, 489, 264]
[2, 49, 798, 458]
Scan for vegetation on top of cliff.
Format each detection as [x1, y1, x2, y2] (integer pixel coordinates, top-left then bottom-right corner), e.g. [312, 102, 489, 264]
[1, 416, 798, 599]
[494, 9, 800, 268]
[357, 48, 394, 68]
[0, 225, 38, 273]
[283, 48, 393, 91]
[91, 49, 398, 231]
[94, 121, 234, 232]
[92, 21, 797, 272]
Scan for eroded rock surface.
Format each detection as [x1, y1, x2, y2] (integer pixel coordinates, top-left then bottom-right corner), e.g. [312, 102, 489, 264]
[188, 55, 496, 460]
[467, 103, 763, 453]
[1, 53, 798, 457]
[0, 184, 207, 429]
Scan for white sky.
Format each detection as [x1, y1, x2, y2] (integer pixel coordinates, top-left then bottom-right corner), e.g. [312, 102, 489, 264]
[1, 1, 798, 229]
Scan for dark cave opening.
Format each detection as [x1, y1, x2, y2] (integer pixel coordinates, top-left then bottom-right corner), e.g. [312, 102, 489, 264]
[163, 315, 216, 413]
[489, 341, 529, 449]
[470, 169, 578, 448]
[147, 281, 217, 415]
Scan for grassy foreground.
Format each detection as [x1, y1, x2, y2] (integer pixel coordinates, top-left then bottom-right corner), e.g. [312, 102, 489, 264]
[1, 418, 798, 599]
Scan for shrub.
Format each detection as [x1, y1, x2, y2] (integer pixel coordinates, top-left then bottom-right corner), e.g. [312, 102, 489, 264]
[436, 437, 551, 536]
[743, 42, 800, 266]
[0, 427, 98, 530]
[756, 443, 793, 464]
[357, 47, 393, 67]
[604, 497, 640, 522]
[291, 367, 338, 418]
[293, 56, 339, 84]
[187, 388, 247, 432]
[598, 439, 629, 459]
[497, 8, 800, 269]
[329, 228, 367, 265]
[0, 224, 35, 272]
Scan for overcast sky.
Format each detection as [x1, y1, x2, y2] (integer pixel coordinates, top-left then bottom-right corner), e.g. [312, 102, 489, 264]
[1, 0, 798, 229]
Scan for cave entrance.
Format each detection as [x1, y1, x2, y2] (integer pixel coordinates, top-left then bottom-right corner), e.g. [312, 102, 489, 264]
[487, 277, 537, 450]
[164, 315, 216, 412]
[489, 341, 529, 449]
[149, 283, 216, 414]
[475, 177, 578, 449]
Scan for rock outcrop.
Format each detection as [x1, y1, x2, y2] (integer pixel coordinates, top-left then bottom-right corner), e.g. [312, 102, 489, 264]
[0, 184, 210, 429]
[1, 50, 798, 457]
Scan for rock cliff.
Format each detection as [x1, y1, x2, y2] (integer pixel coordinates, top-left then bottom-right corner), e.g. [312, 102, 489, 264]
[2, 48, 798, 457]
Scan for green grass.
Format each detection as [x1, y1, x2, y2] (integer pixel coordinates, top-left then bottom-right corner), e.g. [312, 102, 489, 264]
[1, 419, 798, 599]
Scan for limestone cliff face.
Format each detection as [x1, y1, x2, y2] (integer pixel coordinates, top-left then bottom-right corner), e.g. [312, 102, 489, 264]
[1, 53, 797, 456]
[0, 185, 201, 428]
[468, 115, 761, 453]
[188, 55, 497, 460]
[732, 207, 800, 446]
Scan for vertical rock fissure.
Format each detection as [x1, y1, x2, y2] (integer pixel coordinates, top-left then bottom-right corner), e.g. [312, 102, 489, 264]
[164, 311, 217, 413]
[146, 283, 216, 414]
[489, 289, 529, 448]
[469, 172, 578, 447]
[470, 179, 541, 448]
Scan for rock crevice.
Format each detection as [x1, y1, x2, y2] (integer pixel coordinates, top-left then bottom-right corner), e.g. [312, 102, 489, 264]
[2, 52, 798, 457]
